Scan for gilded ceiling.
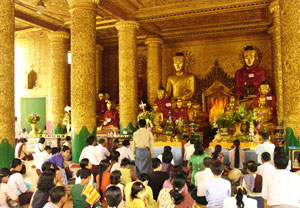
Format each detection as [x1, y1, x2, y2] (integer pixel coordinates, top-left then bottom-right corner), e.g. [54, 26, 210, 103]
[14, 0, 271, 45]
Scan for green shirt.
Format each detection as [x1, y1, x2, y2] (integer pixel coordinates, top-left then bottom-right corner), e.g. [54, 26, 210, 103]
[125, 181, 157, 208]
[71, 184, 101, 208]
[188, 154, 211, 185]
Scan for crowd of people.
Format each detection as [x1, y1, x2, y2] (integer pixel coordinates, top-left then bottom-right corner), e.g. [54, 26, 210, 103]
[1, 120, 300, 208]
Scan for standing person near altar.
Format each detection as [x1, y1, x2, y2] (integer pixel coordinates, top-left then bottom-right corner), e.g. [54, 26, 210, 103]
[132, 119, 154, 176]
[235, 46, 267, 97]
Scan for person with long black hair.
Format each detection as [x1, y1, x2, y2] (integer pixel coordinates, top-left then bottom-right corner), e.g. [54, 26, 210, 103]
[157, 174, 195, 208]
[229, 140, 245, 169]
[223, 186, 257, 208]
[96, 159, 111, 200]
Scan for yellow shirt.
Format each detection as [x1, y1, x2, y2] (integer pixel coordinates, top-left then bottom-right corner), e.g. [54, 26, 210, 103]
[132, 128, 154, 157]
[120, 168, 132, 186]
[130, 198, 146, 208]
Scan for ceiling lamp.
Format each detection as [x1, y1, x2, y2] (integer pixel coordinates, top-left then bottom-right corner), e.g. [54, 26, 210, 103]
[36, 0, 45, 14]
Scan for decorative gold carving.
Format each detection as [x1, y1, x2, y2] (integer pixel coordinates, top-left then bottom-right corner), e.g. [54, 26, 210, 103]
[69, 0, 97, 134]
[280, 0, 300, 136]
[269, 0, 283, 123]
[0, 0, 15, 146]
[116, 20, 140, 128]
[145, 37, 163, 106]
[96, 44, 104, 94]
[48, 31, 69, 128]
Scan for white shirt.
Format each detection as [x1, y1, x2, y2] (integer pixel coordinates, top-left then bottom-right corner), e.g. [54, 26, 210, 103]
[256, 162, 276, 179]
[7, 172, 28, 196]
[184, 144, 195, 161]
[262, 169, 300, 207]
[94, 144, 110, 164]
[195, 168, 214, 197]
[79, 145, 99, 165]
[254, 141, 275, 164]
[35, 151, 51, 170]
[35, 143, 44, 155]
[43, 202, 60, 208]
[223, 196, 257, 208]
[110, 162, 121, 173]
[116, 146, 134, 163]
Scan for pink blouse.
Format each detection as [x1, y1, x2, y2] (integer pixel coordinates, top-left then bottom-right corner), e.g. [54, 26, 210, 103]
[0, 183, 18, 207]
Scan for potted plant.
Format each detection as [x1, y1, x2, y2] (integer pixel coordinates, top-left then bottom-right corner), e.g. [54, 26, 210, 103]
[26, 114, 40, 135]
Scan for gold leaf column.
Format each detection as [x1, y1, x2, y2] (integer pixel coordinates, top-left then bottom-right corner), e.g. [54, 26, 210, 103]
[48, 31, 69, 133]
[268, 0, 283, 123]
[0, 0, 15, 168]
[95, 45, 104, 94]
[145, 37, 163, 106]
[280, 0, 300, 136]
[68, 0, 98, 163]
[116, 21, 140, 131]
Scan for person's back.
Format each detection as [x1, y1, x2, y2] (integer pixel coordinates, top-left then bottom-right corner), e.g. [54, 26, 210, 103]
[256, 152, 276, 178]
[223, 186, 257, 208]
[205, 161, 231, 208]
[43, 186, 67, 208]
[262, 152, 300, 207]
[255, 133, 275, 164]
[116, 140, 134, 163]
[229, 140, 245, 169]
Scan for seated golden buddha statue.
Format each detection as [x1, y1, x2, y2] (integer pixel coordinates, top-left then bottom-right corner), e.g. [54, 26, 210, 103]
[152, 104, 164, 133]
[166, 52, 195, 101]
[254, 82, 277, 124]
[225, 96, 238, 113]
[253, 96, 273, 124]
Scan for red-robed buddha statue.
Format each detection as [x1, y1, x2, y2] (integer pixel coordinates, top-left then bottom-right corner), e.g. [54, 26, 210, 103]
[96, 92, 107, 126]
[103, 100, 119, 128]
[154, 87, 172, 119]
[173, 99, 189, 123]
[235, 46, 267, 97]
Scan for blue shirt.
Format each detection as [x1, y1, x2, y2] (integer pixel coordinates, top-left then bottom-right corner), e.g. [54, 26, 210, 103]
[205, 178, 231, 208]
[45, 153, 64, 168]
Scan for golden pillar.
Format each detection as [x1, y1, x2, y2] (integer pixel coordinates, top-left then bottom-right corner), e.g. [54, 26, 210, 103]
[280, 0, 300, 136]
[95, 45, 104, 94]
[48, 31, 69, 134]
[269, 0, 284, 123]
[145, 37, 163, 106]
[116, 21, 139, 131]
[68, 0, 98, 162]
[0, 0, 15, 168]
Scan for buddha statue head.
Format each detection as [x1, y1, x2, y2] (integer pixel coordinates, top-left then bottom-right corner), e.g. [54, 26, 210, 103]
[98, 92, 104, 101]
[153, 104, 159, 112]
[157, 87, 166, 100]
[173, 52, 185, 73]
[176, 99, 183, 109]
[107, 100, 112, 110]
[259, 82, 271, 95]
[104, 92, 110, 100]
[229, 96, 235, 104]
[187, 101, 192, 109]
[243, 46, 257, 67]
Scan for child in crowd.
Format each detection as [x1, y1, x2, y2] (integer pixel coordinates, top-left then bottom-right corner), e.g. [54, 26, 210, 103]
[242, 161, 264, 208]
[212, 145, 224, 163]
[157, 174, 195, 208]
[205, 161, 231, 208]
[116, 139, 134, 163]
[223, 186, 257, 208]
[125, 173, 157, 208]
[229, 140, 245, 169]
[149, 158, 169, 200]
[75, 158, 94, 186]
[107, 170, 124, 198]
[62, 136, 72, 149]
[162, 165, 189, 194]
[43, 186, 68, 208]
[110, 151, 121, 172]
[160, 150, 174, 175]
[130, 181, 147, 208]
[256, 152, 275, 178]
[72, 169, 101, 208]
[158, 146, 175, 165]
[0, 168, 18, 207]
[184, 138, 195, 163]
[96, 159, 111, 200]
[105, 186, 125, 208]
[35, 145, 52, 175]
[119, 158, 137, 186]
[30, 171, 56, 208]
[8, 158, 33, 206]
[193, 157, 214, 205]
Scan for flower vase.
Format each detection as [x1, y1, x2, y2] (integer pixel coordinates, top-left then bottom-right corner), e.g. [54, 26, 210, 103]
[234, 122, 243, 136]
[30, 123, 38, 135]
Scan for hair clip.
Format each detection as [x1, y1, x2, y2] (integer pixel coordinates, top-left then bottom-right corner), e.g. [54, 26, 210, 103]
[236, 186, 244, 191]
[174, 187, 179, 191]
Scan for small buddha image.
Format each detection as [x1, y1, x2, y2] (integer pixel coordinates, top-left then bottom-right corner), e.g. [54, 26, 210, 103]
[152, 104, 164, 132]
[102, 100, 119, 128]
[235, 46, 267, 97]
[173, 99, 189, 124]
[96, 91, 107, 126]
[225, 96, 238, 112]
[154, 87, 172, 119]
[253, 96, 272, 124]
[166, 52, 195, 101]
[187, 101, 196, 123]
